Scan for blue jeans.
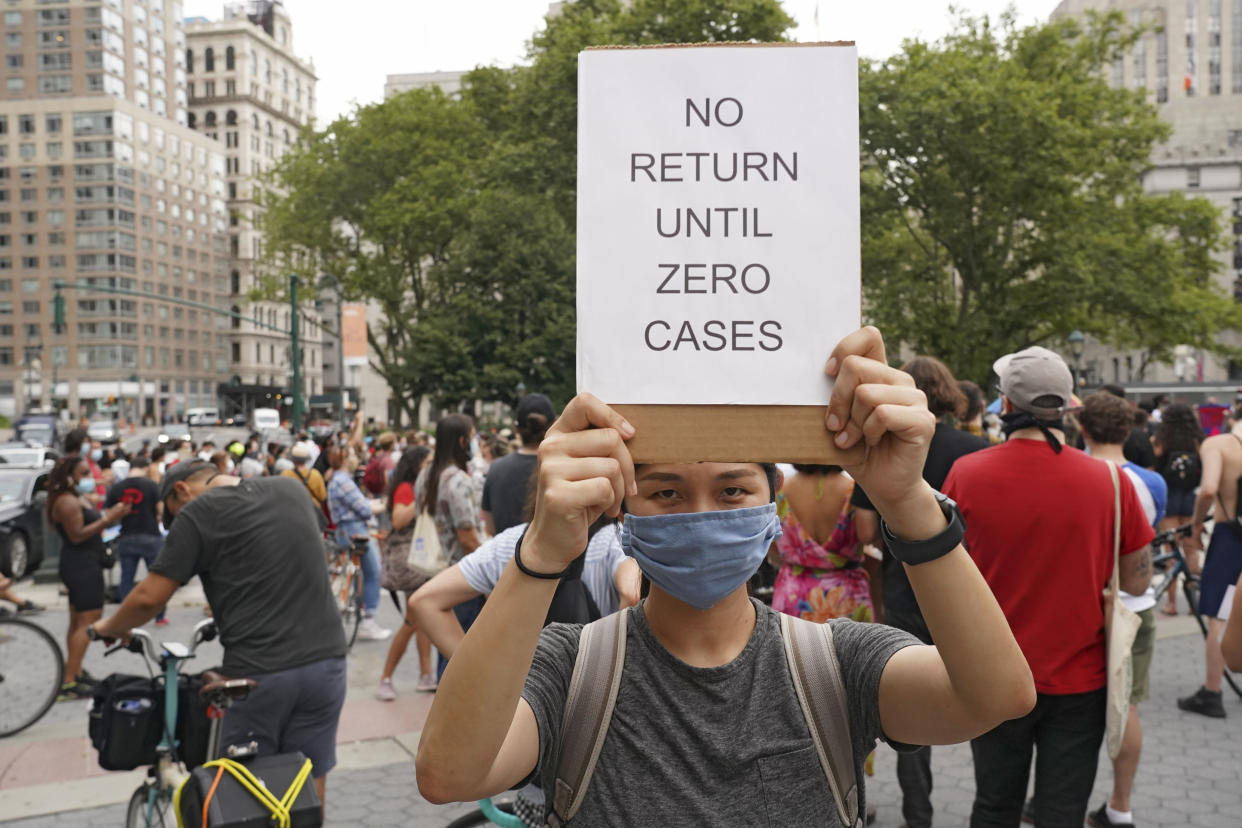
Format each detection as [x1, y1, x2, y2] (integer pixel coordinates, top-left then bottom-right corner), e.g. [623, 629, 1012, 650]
[335, 523, 381, 614]
[117, 534, 165, 622]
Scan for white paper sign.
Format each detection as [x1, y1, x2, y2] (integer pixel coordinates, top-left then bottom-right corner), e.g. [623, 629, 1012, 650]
[577, 44, 860, 405]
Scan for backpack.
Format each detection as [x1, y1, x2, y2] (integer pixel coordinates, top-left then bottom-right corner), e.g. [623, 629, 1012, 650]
[545, 611, 859, 828]
[361, 454, 386, 495]
[1161, 450, 1201, 490]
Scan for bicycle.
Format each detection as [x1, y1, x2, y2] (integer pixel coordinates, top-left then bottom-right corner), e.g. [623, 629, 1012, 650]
[1149, 521, 1242, 700]
[445, 797, 524, 828]
[327, 533, 368, 649]
[0, 615, 64, 737]
[89, 619, 260, 827]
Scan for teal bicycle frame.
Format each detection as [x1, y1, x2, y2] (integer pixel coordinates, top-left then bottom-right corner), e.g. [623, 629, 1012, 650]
[477, 798, 525, 827]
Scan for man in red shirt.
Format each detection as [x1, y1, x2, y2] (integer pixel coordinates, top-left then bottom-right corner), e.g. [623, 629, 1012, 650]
[943, 346, 1154, 828]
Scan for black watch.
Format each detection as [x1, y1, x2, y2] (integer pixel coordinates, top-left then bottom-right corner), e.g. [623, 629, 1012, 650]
[880, 490, 965, 566]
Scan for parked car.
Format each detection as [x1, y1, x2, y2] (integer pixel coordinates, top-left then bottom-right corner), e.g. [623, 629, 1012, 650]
[87, 418, 119, 444]
[13, 412, 60, 448]
[157, 423, 192, 445]
[186, 407, 221, 427]
[0, 444, 58, 468]
[0, 467, 49, 579]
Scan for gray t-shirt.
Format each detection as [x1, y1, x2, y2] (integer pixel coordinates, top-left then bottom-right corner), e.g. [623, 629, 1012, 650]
[480, 452, 538, 534]
[151, 476, 347, 676]
[521, 599, 918, 827]
[414, 465, 481, 564]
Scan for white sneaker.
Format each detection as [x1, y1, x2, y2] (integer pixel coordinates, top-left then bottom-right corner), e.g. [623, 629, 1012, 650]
[375, 677, 397, 701]
[415, 673, 438, 692]
[356, 618, 392, 641]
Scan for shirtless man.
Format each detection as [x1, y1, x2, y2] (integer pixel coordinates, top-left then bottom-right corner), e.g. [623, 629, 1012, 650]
[1178, 407, 1242, 718]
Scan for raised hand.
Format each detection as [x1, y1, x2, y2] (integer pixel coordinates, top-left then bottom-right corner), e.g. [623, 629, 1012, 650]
[824, 327, 936, 522]
[523, 393, 636, 574]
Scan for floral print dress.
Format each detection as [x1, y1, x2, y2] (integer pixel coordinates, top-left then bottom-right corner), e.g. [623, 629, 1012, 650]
[772, 486, 873, 624]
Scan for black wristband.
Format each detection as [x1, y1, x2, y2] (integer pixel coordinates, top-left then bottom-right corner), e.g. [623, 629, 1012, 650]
[513, 530, 569, 580]
[880, 490, 966, 566]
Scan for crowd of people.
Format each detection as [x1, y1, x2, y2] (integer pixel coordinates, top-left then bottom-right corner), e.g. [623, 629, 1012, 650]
[60, 326, 1242, 827]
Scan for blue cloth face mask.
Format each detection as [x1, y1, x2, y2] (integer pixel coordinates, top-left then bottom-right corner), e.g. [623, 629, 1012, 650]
[76, 476, 96, 494]
[621, 503, 782, 611]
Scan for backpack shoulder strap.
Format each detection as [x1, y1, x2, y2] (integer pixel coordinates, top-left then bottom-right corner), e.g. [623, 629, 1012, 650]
[780, 613, 860, 828]
[547, 609, 628, 828]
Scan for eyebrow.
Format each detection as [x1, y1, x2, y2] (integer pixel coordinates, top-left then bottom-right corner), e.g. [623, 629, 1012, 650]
[716, 469, 762, 481]
[636, 471, 684, 483]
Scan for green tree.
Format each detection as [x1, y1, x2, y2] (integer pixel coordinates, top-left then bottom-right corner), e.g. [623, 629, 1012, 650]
[860, 11, 1241, 384]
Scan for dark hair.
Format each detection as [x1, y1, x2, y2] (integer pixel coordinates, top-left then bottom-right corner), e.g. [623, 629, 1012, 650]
[150, 445, 166, 464]
[1101, 384, 1127, 400]
[63, 428, 88, 456]
[791, 464, 842, 475]
[1078, 392, 1133, 446]
[424, 414, 474, 515]
[130, 455, 151, 470]
[958, 380, 985, 423]
[1156, 403, 1203, 454]
[47, 454, 88, 520]
[326, 445, 346, 471]
[902, 356, 966, 419]
[516, 412, 552, 448]
[387, 446, 431, 511]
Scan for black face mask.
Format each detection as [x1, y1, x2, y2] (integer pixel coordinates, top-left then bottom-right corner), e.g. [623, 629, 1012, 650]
[1001, 411, 1065, 453]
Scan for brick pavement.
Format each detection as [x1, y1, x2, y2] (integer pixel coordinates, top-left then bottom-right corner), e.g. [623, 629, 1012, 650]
[2, 577, 1239, 827]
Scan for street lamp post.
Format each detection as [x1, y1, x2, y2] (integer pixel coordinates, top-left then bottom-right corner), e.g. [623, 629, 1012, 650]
[1067, 330, 1086, 390]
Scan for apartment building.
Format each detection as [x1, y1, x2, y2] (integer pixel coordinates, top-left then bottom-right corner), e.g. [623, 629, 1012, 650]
[0, 0, 229, 422]
[1054, 0, 1242, 394]
[185, 0, 322, 419]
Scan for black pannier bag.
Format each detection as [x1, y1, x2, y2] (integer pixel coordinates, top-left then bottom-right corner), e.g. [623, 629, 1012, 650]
[88, 674, 163, 771]
[176, 752, 322, 828]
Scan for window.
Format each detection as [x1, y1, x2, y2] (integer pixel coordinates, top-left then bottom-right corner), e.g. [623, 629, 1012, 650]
[1235, 0, 1242, 93]
[205, 47, 214, 72]
[1211, 0, 1223, 94]
[38, 76, 73, 94]
[45, 113, 62, 134]
[1187, 0, 1199, 96]
[5, 33, 20, 50]
[225, 46, 235, 70]
[6, 78, 23, 93]
[4, 12, 20, 25]
[1157, 29, 1169, 102]
[5, 54, 23, 70]
[186, 48, 194, 73]
[18, 115, 35, 135]
[1189, 166, 1202, 187]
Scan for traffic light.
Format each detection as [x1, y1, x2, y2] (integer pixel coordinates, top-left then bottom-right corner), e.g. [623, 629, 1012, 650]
[52, 292, 65, 333]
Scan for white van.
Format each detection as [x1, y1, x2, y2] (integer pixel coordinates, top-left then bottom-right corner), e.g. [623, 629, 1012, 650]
[252, 407, 281, 431]
[186, 407, 220, 426]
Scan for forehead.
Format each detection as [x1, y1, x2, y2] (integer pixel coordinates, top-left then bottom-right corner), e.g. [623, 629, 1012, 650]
[635, 462, 764, 484]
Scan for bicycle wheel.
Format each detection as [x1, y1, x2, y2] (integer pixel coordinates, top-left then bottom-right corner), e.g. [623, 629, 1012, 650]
[345, 566, 363, 649]
[125, 782, 174, 828]
[0, 617, 64, 737]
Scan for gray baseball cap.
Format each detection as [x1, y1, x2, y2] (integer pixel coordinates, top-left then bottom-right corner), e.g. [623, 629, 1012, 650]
[994, 346, 1074, 420]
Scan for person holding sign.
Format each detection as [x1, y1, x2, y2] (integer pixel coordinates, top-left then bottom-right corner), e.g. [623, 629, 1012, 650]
[416, 327, 1035, 826]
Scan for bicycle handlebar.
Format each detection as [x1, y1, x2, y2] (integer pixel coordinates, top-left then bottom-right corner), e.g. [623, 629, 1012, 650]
[106, 617, 219, 666]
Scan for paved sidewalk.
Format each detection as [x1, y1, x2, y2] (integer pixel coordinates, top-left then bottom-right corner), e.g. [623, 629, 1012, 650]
[2, 578, 1239, 827]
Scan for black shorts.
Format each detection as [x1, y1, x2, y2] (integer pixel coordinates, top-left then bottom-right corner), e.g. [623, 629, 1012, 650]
[1166, 487, 1197, 518]
[1202, 523, 1242, 617]
[58, 551, 104, 612]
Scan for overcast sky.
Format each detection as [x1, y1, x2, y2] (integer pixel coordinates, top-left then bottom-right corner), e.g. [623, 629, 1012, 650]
[182, 0, 1064, 124]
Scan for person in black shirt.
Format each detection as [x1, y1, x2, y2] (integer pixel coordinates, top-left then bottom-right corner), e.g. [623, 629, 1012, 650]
[104, 455, 167, 624]
[93, 462, 348, 805]
[852, 356, 989, 828]
[481, 394, 556, 536]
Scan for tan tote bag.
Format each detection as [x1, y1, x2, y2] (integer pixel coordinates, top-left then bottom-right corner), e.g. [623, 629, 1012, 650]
[1104, 461, 1142, 760]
